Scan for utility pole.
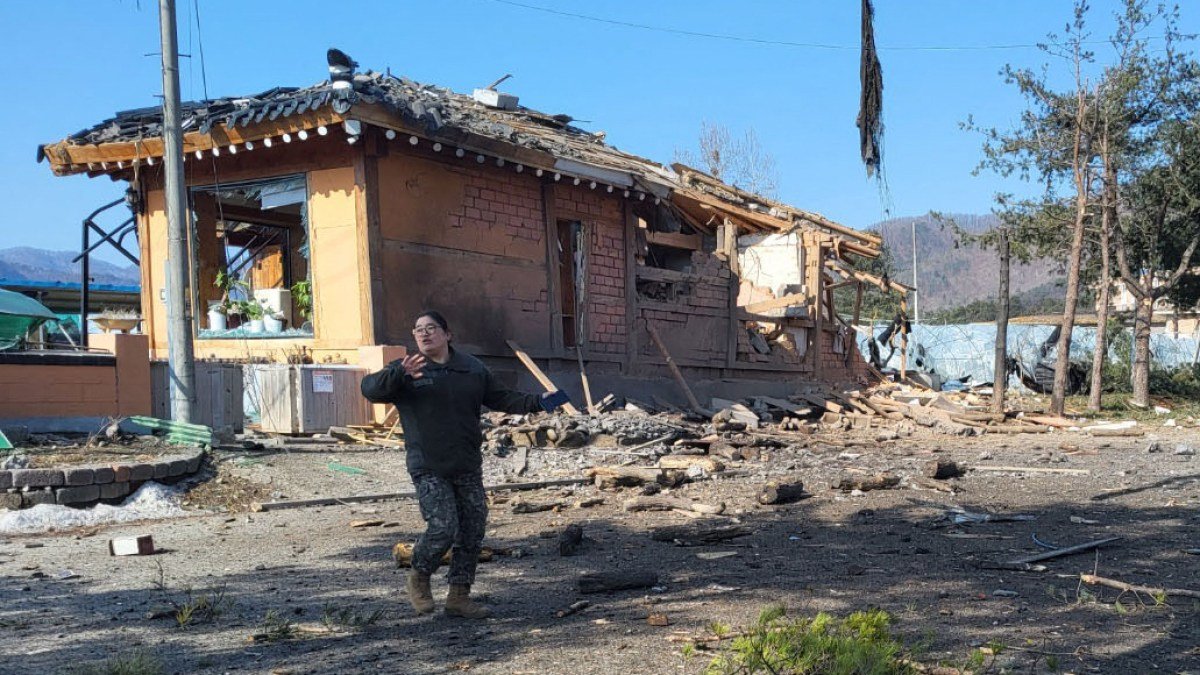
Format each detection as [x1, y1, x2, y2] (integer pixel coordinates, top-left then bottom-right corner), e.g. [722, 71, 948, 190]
[911, 220, 919, 323]
[159, 0, 196, 422]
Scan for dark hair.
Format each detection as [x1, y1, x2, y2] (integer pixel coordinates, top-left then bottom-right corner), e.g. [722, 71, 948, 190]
[415, 310, 449, 332]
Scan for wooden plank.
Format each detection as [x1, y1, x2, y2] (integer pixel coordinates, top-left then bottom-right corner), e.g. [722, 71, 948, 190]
[743, 292, 808, 315]
[623, 200, 639, 373]
[725, 219, 739, 370]
[645, 231, 702, 250]
[542, 182, 563, 352]
[506, 339, 581, 415]
[644, 321, 707, 414]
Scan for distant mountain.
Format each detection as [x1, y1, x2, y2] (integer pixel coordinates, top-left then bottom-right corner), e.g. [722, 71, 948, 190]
[869, 213, 1063, 313]
[0, 247, 140, 286]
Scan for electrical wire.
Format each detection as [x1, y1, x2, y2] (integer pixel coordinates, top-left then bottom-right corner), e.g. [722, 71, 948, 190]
[485, 0, 1169, 52]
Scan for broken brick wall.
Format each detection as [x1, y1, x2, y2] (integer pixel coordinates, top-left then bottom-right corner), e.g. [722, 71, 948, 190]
[373, 149, 551, 355]
[553, 183, 627, 357]
[635, 251, 731, 365]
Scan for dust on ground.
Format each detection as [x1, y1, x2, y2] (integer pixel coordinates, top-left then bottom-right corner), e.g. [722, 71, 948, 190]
[1, 417, 1197, 675]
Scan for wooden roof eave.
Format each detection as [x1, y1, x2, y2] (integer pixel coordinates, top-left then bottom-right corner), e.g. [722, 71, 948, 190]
[40, 107, 349, 177]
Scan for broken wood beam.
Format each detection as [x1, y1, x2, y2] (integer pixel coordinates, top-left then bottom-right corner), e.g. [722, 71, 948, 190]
[623, 495, 725, 515]
[830, 473, 900, 492]
[250, 477, 589, 512]
[657, 456, 725, 473]
[644, 321, 708, 415]
[586, 466, 686, 490]
[393, 542, 497, 568]
[742, 292, 808, 315]
[650, 522, 751, 545]
[505, 339, 581, 415]
[1006, 537, 1122, 565]
[973, 465, 1090, 475]
[578, 570, 659, 594]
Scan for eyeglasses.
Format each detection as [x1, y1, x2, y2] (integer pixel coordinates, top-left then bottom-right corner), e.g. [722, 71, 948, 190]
[412, 325, 441, 336]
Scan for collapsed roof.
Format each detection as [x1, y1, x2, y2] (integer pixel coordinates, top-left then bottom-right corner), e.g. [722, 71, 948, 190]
[38, 49, 880, 255]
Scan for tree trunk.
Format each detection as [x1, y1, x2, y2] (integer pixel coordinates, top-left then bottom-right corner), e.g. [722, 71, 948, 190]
[992, 227, 1011, 414]
[1051, 203, 1088, 415]
[1088, 162, 1115, 412]
[1131, 295, 1154, 407]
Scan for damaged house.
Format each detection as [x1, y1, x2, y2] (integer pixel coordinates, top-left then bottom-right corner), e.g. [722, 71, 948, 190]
[37, 50, 896, 407]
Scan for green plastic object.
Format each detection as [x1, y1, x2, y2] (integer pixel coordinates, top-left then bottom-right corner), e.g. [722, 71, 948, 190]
[0, 429, 11, 450]
[0, 288, 58, 350]
[327, 461, 366, 476]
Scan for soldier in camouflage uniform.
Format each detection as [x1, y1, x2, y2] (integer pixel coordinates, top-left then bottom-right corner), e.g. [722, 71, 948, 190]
[361, 311, 569, 618]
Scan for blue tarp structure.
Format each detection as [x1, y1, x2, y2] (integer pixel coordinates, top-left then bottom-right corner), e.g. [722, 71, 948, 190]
[0, 288, 59, 350]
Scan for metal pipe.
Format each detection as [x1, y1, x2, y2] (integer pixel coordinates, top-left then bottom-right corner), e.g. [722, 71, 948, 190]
[159, 0, 195, 422]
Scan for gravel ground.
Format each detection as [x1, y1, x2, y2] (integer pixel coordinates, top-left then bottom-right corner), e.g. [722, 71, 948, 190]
[1, 422, 1198, 675]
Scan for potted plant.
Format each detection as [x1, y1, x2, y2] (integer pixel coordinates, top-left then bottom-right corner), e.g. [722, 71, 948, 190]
[240, 299, 266, 334]
[290, 279, 313, 328]
[211, 269, 246, 331]
[93, 308, 141, 334]
[263, 308, 285, 334]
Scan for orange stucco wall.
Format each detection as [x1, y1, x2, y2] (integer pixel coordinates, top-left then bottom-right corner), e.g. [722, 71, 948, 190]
[0, 334, 151, 419]
[137, 142, 372, 365]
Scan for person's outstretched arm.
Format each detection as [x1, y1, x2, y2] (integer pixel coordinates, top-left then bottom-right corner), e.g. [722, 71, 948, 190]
[361, 353, 426, 403]
[482, 367, 570, 414]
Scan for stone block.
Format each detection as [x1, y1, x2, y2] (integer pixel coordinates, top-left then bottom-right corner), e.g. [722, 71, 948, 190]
[21, 489, 56, 507]
[0, 492, 22, 510]
[153, 462, 171, 480]
[129, 464, 154, 482]
[100, 482, 131, 500]
[112, 465, 131, 482]
[185, 453, 204, 474]
[0, 470, 10, 490]
[93, 467, 116, 484]
[167, 459, 189, 477]
[12, 469, 65, 489]
[56, 485, 100, 505]
[64, 468, 96, 486]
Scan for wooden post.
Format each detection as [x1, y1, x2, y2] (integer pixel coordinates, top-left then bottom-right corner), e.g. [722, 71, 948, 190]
[899, 296, 909, 382]
[809, 235, 825, 381]
[993, 227, 1010, 414]
[644, 321, 705, 414]
[852, 281, 864, 326]
[506, 339, 581, 415]
[542, 182, 562, 352]
[724, 219, 739, 369]
[623, 201, 639, 374]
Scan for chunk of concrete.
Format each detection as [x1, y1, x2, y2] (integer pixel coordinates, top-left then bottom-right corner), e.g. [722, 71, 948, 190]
[99, 482, 131, 500]
[21, 489, 56, 507]
[0, 470, 11, 490]
[0, 492, 22, 510]
[92, 467, 116, 484]
[129, 464, 154, 482]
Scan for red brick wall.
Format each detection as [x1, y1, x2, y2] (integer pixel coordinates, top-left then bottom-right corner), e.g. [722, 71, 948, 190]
[817, 325, 872, 383]
[553, 184, 627, 356]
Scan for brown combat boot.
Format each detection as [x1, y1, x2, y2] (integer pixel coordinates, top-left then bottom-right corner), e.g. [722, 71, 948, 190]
[406, 571, 434, 615]
[444, 584, 491, 619]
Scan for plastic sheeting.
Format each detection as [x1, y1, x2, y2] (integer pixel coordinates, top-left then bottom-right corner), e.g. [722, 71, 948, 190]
[857, 322, 1200, 390]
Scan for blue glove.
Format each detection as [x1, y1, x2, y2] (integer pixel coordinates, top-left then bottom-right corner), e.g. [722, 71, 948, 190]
[539, 390, 571, 412]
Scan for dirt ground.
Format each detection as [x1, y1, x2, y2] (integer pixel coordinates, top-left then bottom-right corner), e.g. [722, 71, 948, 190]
[1, 422, 1198, 675]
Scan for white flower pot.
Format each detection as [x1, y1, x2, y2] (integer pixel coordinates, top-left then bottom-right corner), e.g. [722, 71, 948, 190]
[263, 316, 284, 333]
[207, 309, 227, 331]
[246, 319, 265, 334]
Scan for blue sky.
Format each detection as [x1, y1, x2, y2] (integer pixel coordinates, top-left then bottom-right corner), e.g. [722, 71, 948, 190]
[2, 1, 1195, 264]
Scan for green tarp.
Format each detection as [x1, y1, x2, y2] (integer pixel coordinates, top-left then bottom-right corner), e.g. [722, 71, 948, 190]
[0, 288, 58, 350]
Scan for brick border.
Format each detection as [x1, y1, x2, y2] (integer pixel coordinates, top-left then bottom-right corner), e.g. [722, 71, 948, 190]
[0, 450, 206, 509]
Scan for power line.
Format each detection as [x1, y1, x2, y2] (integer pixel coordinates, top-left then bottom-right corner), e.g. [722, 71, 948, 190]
[485, 0, 1166, 52]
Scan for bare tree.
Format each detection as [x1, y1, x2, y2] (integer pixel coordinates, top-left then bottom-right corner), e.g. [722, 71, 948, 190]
[676, 121, 780, 199]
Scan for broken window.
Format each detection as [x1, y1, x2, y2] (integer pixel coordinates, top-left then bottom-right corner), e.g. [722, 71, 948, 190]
[556, 219, 584, 348]
[190, 175, 312, 338]
[634, 203, 703, 273]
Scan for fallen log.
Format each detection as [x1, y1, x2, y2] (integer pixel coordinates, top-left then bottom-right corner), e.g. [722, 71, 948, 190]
[250, 477, 588, 512]
[981, 424, 1051, 434]
[578, 570, 659, 594]
[1079, 573, 1200, 600]
[555, 600, 591, 618]
[756, 479, 806, 505]
[624, 495, 725, 515]
[924, 460, 965, 480]
[511, 499, 564, 514]
[558, 523, 584, 556]
[649, 522, 751, 545]
[830, 473, 900, 492]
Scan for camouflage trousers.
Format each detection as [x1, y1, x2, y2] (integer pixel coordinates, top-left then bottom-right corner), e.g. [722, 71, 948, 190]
[410, 470, 488, 585]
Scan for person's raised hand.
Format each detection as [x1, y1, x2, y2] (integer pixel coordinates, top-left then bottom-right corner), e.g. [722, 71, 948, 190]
[401, 353, 427, 379]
